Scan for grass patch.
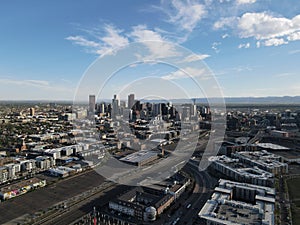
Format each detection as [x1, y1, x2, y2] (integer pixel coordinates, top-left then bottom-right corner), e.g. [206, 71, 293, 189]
[287, 177, 300, 224]
[287, 177, 300, 199]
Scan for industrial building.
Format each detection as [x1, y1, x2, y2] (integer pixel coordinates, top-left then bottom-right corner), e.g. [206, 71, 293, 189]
[199, 179, 275, 225]
[119, 150, 159, 166]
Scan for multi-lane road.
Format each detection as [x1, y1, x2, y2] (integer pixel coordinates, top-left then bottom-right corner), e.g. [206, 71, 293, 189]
[159, 158, 217, 225]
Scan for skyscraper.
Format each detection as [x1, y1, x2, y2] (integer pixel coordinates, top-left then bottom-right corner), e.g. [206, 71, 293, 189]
[112, 94, 120, 118]
[89, 95, 96, 113]
[29, 107, 35, 116]
[128, 93, 135, 109]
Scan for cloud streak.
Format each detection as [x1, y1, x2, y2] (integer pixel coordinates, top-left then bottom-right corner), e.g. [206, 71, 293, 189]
[164, 0, 206, 32]
[162, 67, 207, 80]
[0, 78, 50, 87]
[66, 24, 129, 56]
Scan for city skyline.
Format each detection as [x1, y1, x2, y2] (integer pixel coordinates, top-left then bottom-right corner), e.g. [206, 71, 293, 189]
[1, 0, 300, 100]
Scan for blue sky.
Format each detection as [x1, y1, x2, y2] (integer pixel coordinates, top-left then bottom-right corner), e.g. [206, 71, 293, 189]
[1, 0, 300, 100]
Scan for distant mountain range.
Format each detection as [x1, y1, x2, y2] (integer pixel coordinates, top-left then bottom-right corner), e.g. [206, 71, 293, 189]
[205, 96, 300, 104]
[0, 96, 300, 105]
[161, 96, 300, 105]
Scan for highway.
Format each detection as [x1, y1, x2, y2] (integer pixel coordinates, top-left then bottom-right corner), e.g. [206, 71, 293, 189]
[160, 159, 217, 225]
[156, 136, 217, 225]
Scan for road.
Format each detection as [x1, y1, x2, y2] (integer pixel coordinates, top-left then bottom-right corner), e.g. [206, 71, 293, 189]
[163, 159, 217, 225]
[155, 140, 217, 225]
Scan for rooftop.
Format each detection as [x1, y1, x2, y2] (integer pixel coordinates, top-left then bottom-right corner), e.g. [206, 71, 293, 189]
[119, 150, 158, 164]
[216, 201, 262, 225]
[199, 179, 275, 225]
[234, 151, 287, 169]
[209, 155, 273, 179]
[256, 143, 289, 150]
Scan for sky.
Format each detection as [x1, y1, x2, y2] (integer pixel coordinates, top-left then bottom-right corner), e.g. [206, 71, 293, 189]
[1, 0, 300, 100]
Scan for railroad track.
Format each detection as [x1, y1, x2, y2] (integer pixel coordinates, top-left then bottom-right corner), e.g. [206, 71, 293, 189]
[28, 181, 116, 225]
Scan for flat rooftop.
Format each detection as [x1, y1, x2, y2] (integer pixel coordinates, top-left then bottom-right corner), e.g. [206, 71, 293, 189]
[199, 179, 275, 225]
[235, 151, 287, 169]
[268, 150, 300, 160]
[256, 143, 289, 150]
[209, 156, 273, 179]
[119, 150, 158, 164]
[216, 202, 262, 224]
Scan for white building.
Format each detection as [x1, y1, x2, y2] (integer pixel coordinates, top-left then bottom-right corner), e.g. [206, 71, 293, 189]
[209, 155, 274, 187]
[233, 151, 288, 175]
[199, 179, 275, 225]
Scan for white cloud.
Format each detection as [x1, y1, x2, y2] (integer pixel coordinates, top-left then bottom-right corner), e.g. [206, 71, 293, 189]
[274, 72, 294, 78]
[213, 17, 238, 30]
[214, 12, 300, 47]
[131, 25, 164, 42]
[165, 0, 206, 32]
[237, 12, 297, 40]
[66, 23, 181, 59]
[66, 24, 129, 56]
[212, 42, 221, 53]
[0, 78, 50, 87]
[65, 36, 99, 48]
[162, 67, 207, 80]
[238, 42, 250, 48]
[263, 38, 287, 46]
[130, 25, 180, 60]
[96, 25, 129, 55]
[100, 25, 129, 49]
[236, 0, 256, 5]
[287, 31, 300, 41]
[222, 33, 229, 39]
[181, 54, 210, 62]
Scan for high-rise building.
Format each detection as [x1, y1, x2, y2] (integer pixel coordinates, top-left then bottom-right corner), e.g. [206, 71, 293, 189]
[153, 103, 162, 116]
[128, 94, 135, 109]
[97, 102, 106, 114]
[89, 95, 96, 113]
[29, 108, 35, 116]
[112, 94, 120, 118]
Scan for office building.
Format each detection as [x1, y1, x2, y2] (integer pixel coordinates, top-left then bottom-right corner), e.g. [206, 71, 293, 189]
[128, 93, 135, 109]
[89, 95, 96, 114]
[111, 94, 120, 118]
[29, 107, 35, 116]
